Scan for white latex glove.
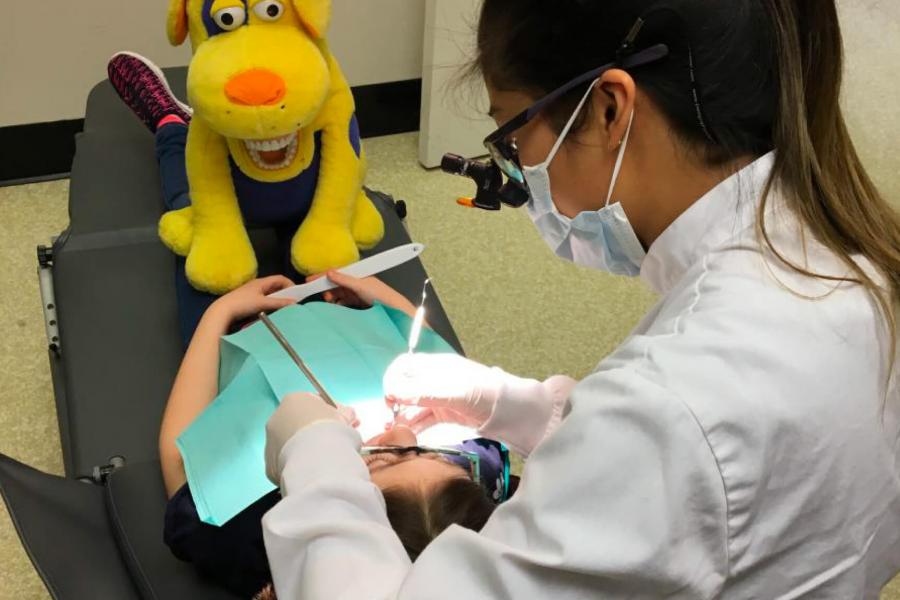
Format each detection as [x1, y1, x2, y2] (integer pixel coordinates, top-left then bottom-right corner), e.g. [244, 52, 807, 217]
[384, 353, 578, 457]
[383, 353, 508, 428]
[265, 392, 359, 486]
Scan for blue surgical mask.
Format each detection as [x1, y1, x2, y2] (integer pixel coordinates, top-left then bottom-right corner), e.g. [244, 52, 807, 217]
[522, 80, 646, 276]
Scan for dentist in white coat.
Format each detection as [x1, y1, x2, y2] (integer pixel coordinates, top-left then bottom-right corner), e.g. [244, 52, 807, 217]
[261, 0, 900, 597]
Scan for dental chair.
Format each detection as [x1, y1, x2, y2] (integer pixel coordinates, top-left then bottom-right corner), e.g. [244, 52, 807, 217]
[0, 68, 462, 600]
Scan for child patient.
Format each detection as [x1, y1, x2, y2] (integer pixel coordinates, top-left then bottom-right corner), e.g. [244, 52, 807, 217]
[159, 274, 508, 598]
[108, 52, 507, 598]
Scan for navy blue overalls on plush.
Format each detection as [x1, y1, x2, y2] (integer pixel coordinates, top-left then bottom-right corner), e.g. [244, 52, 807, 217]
[155, 117, 362, 346]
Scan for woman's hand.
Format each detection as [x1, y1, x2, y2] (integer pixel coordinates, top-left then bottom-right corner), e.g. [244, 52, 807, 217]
[390, 406, 476, 434]
[208, 275, 297, 323]
[383, 354, 508, 429]
[310, 271, 417, 316]
[385, 354, 578, 457]
[265, 392, 360, 485]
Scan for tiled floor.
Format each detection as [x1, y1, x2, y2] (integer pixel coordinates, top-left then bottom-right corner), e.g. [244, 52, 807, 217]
[0, 134, 897, 599]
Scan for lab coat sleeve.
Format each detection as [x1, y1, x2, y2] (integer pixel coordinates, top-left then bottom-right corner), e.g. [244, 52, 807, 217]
[478, 374, 577, 457]
[263, 368, 729, 600]
[263, 421, 412, 599]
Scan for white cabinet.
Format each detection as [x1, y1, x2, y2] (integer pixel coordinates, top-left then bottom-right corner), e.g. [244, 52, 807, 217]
[418, 0, 494, 168]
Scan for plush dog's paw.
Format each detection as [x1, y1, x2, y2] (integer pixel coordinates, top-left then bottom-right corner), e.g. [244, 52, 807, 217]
[291, 221, 360, 275]
[159, 207, 195, 257]
[184, 227, 258, 294]
[350, 192, 385, 250]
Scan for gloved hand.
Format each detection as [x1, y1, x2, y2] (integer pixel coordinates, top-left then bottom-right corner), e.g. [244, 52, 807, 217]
[265, 392, 359, 485]
[384, 353, 578, 457]
[383, 353, 510, 430]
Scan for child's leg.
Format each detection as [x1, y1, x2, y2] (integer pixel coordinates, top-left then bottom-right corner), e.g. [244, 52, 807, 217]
[156, 122, 192, 212]
[153, 121, 216, 345]
[275, 222, 305, 283]
[108, 53, 211, 344]
[175, 260, 219, 348]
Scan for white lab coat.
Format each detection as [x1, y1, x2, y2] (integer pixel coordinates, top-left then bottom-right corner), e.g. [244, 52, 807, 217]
[262, 153, 900, 599]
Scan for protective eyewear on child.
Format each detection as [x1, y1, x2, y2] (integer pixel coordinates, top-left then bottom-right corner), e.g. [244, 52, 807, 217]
[361, 446, 481, 480]
[360, 445, 511, 502]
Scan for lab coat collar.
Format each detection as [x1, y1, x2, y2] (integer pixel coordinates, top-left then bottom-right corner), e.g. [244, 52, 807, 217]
[640, 152, 777, 295]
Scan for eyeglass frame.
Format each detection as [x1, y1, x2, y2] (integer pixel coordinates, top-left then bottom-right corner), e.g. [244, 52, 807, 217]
[482, 42, 670, 189]
[360, 445, 511, 502]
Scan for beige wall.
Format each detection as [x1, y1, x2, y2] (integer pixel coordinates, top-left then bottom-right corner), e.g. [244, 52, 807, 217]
[0, 1, 897, 207]
[0, 0, 425, 128]
[1, 2, 189, 127]
[839, 0, 900, 207]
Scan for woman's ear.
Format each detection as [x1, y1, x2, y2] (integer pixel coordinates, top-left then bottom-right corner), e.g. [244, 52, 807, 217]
[167, 0, 189, 46]
[597, 69, 637, 151]
[291, 0, 331, 39]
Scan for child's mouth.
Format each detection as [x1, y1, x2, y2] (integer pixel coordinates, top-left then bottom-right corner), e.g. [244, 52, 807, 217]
[243, 132, 299, 170]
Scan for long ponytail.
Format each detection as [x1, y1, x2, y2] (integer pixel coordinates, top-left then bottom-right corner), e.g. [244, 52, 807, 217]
[759, 0, 900, 364]
[473, 0, 900, 364]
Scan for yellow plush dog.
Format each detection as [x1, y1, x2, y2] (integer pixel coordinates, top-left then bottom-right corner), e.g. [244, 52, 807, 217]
[162, 0, 384, 294]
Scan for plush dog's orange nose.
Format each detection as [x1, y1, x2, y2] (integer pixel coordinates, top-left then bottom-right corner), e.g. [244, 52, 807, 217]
[225, 69, 286, 106]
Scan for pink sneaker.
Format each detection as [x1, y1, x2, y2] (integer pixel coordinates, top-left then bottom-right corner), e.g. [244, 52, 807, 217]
[107, 51, 192, 133]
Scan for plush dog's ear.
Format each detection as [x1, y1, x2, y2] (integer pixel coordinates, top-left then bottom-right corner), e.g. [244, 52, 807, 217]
[292, 0, 331, 39]
[167, 0, 189, 46]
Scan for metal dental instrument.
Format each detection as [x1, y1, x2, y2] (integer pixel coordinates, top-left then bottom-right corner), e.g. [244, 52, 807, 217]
[259, 312, 337, 408]
[408, 279, 431, 355]
[393, 279, 432, 421]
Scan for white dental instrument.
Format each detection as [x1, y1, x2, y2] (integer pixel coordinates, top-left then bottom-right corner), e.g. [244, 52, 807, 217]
[268, 243, 425, 302]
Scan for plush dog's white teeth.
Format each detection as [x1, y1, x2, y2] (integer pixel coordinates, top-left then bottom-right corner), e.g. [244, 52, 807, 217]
[245, 134, 300, 170]
[243, 133, 297, 154]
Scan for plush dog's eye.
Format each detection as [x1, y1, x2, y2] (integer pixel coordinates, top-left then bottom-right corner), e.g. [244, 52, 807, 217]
[213, 6, 247, 31]
[253, 0, 284, 22]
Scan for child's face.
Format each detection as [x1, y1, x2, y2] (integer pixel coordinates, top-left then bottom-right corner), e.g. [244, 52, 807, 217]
[363, 426, 469, 493]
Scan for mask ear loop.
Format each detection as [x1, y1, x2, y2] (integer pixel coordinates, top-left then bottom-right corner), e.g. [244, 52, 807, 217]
[538, 78, 601, 169]
[605, 109, 635, 207]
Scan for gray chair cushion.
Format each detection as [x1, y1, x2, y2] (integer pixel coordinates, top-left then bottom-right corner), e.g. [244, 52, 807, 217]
[0, 454, 142, 600]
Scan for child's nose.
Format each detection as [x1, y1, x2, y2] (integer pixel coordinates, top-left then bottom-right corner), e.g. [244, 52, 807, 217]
[378, 425, 418, 447]
[225, 69, 286, 106]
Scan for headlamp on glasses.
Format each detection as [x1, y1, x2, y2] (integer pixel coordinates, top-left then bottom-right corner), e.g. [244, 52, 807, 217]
[441, 16, 669, 211]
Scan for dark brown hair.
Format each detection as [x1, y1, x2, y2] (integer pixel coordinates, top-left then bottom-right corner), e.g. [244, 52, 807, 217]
[254, 477, 496, 598]
[474, 0, 900, 361]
